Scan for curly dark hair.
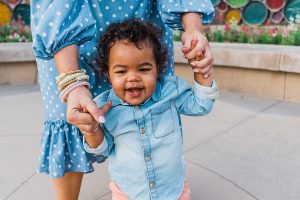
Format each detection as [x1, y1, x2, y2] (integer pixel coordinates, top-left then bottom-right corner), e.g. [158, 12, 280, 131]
[96, 19, 168, 76]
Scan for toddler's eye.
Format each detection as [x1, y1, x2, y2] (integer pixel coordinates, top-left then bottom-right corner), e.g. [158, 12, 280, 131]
[140, 68, 151, 72]
[115, 70, 126, 74]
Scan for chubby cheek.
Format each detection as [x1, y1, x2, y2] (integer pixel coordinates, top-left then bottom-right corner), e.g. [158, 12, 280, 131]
[110, 76, 125, 94]
[145, 78, 157, 97]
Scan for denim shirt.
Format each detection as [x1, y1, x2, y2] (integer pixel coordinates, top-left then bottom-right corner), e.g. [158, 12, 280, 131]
[84, 76, 218, 200]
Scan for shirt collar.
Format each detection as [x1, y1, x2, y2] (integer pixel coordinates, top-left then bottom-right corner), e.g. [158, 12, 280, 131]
[107, 80, 162, 106]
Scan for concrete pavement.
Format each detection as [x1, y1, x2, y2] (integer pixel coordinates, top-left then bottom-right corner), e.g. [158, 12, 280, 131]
[0, 85, 300, 200]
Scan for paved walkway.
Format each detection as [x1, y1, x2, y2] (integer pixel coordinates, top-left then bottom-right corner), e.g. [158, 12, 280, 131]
[1, 85, 300, 200]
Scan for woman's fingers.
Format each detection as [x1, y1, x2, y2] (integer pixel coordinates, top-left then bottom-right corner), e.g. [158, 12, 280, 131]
[67, 100, 112, 126]
[66, 85, 112, 125]
[182, 30, 207, 58]
[184, 44, 204, 60]
[190, 56, 214, 71]
[67, 109, 95, 125]
[181, 33, 193, 54]
[84, 100, 112, 123]
[97, 100, 112, 123]
[182, 31, 214, 78]
[77, 102, 112, 135]
[193, 64, 211, 74]
[80, 100, 112, 124]
[190, 55, 213, 79]
[83, 99, 105, 123]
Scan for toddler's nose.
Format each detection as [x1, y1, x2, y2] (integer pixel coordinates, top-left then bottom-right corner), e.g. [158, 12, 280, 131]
[127, 72, 141, 82]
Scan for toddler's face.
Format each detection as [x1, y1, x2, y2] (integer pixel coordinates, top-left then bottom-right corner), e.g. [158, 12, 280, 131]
[107, 40, 158, 106]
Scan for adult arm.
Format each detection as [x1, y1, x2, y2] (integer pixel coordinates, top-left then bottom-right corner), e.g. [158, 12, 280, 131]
[156, 0, 215, 78]
[31, 1, 104, 128]
[31, 0, 96, 59]
[181, 13, 214, 79]
[54, 45, 105, 130]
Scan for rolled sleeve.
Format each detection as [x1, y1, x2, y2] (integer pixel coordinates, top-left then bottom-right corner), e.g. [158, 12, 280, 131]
[194, 80, 219, 100]
[31, 0, 96, 60]
[157, 0, 215, 30]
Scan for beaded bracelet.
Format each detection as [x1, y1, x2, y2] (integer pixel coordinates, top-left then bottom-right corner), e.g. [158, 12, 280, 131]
[59, 81, 90, 103]
[56, 69, 86, 83]
[58, 74, 89, 91]
[56, 72, 86, 85]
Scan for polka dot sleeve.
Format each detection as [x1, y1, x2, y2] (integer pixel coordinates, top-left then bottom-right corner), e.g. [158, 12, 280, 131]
[157, 0, 215, 31]
[31, 0, 97, 60]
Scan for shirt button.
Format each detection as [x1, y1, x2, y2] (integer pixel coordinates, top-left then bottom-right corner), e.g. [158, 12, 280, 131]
[140, 128, 145, 134]
[145, 155, 151, 161]
[149, 182, 155, 189]
[135, 106, 140, 109]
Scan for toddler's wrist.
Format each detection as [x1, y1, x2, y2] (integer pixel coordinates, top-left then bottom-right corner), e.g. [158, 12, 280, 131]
[84, 128, 104, 148]
[194, 73, 213, 87]
[84, 127, 102, 137]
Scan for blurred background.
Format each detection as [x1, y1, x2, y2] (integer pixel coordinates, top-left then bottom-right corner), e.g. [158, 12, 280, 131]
[1, 1, 300, 200]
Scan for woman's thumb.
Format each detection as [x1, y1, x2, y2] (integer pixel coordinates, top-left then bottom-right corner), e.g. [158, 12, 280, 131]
[98, 101, 112, 123]
[182, 37, 192, 54]
[84, 99, 104, 123]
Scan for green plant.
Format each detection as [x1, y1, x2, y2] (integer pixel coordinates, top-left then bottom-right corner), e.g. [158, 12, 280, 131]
[0, 17, 32, 43]
[174, 20, 300, 46]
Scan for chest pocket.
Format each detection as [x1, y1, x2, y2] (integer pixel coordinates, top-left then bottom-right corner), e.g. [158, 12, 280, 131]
[104, 108, 137, 138]
[151, 102, 175, 138]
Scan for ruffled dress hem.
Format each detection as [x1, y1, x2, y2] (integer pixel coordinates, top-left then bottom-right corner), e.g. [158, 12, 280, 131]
[37, 120, 106, 178]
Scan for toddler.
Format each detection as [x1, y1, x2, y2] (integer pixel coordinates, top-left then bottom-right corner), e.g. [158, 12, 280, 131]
[83, 19, 218, 200]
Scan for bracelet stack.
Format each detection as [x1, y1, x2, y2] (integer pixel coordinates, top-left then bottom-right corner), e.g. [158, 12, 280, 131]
[56, 69, 90, 102]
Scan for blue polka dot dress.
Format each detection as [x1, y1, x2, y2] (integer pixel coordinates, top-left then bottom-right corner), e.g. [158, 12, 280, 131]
[31, 0, 214, 178]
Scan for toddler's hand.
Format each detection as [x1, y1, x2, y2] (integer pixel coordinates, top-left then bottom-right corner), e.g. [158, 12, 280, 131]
[79, 100, 112, 148]
[66, 86, 112, 134]
[80, 100, 112, 136]
[78, 107, 99, 136]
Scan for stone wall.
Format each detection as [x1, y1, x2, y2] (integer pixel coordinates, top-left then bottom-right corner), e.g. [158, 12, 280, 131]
[1, 42, 300, 103]
[174, 42, 300, 103]
[0, 43, 37, 85]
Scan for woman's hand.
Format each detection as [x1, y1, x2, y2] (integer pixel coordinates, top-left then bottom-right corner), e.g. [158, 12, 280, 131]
[181, 13, 214, 79]
[53, 45, 112, 135]
[66, 86, 112, 134]
[181, 30, 213, 79]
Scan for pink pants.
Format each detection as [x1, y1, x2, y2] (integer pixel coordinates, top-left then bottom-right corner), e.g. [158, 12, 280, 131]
[109, 180, 191, 200]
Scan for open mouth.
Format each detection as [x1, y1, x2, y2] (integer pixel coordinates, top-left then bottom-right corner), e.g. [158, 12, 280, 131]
[126, 87, 143, 97]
